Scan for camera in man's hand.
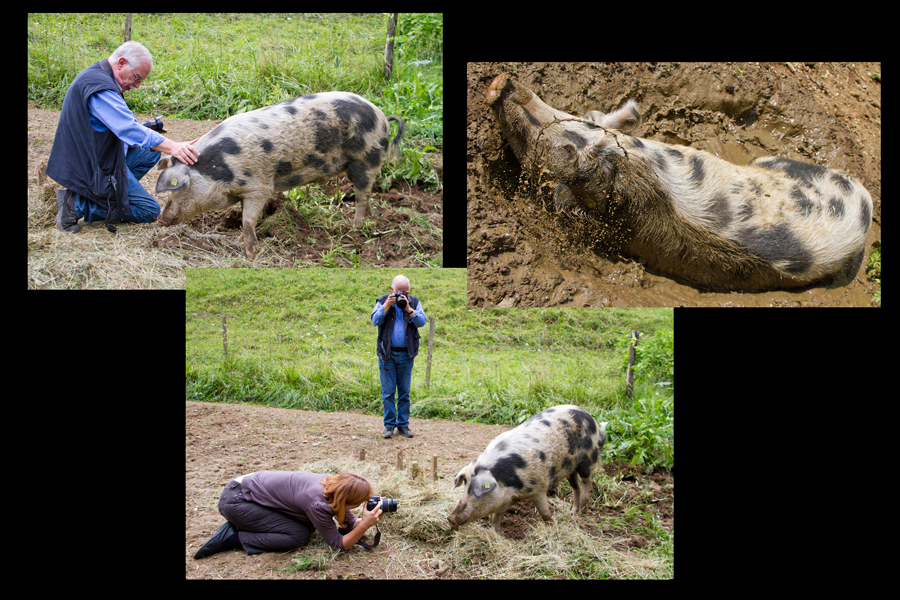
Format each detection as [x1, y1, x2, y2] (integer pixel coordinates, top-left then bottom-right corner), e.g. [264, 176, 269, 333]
[391, 292, 408, 309]
[367, 495, 398, 513]
[140, 116, 166, 132]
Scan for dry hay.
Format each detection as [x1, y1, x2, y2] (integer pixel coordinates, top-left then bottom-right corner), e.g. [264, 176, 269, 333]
[290, 456, 663, 578]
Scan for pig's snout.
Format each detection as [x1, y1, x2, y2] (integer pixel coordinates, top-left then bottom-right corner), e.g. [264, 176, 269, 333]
[447, 515, 459, 530]
[487, 74, 506, 104]
[486, 74, 530, 107]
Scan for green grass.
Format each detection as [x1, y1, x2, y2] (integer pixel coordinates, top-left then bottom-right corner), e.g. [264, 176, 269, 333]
[186, 269, 674, 469]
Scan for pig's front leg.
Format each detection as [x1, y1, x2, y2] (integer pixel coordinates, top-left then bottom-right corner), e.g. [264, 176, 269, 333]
[490, 510, 505, 533]
[532, 493, 552, 521]
[490, 499, 514, 533]
[239, 192, 270, 260]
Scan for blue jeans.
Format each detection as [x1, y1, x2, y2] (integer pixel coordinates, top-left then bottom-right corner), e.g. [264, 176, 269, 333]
[379, 351, 414, 428]
[73, 146, 162, 223]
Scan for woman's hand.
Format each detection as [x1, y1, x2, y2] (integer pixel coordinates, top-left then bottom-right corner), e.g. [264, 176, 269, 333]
[361, 499, 383, 528]
[341, 499, 383, 551]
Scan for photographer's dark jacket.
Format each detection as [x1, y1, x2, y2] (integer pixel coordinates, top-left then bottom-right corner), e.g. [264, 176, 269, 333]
[374, 293, 422, 360]
[46, 60, 131, 215]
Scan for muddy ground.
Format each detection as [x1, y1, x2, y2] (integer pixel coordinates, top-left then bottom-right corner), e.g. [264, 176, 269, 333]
[28, 104, 442, 282]
[186, 401, 673, 579]
[467, 62, 881, 307]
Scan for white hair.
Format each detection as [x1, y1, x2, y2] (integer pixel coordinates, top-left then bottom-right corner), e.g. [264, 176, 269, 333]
[392, 274, 410, 290]
[110, 41, 153, 72]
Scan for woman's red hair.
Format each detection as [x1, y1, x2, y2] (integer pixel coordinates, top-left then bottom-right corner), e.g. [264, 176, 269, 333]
[319, 473, 373, 527]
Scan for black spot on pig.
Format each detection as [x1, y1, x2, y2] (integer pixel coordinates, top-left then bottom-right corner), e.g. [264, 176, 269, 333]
[562, 130, 588, 149]
[277, 174, 304, 189]
[792, 189, 815, 217]
[831, 173, 853, 194]
[305, 154, 327, 172]
[195, 137, 241, 183]
[569, 408, 597, 435]
[365, 146, 386, 169]
[738, 224, 812, 274]
[492, 454, 527, 489]
[280, 98, 299, 116]
[314, 122, 341, 154]
[261, 139, 273, 153]
[752, 156, 828, 187]
[275, 161, 292, 178]
[348, 161, 371, 190]
[689, 155, 705, 184]
[666, 147, 684, 162]
[828, 197, 845, 218]
[859, 200, 872, 231]
[710, 194, 733, 229]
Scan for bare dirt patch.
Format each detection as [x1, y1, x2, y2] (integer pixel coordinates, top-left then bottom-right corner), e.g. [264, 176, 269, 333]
[186, 401, 673, 579]
[467, 62, 881, 306]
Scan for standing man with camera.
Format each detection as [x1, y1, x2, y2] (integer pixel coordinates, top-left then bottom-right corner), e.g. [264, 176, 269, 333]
[371, 274, 427, 439]
[46, 40, 200, 234]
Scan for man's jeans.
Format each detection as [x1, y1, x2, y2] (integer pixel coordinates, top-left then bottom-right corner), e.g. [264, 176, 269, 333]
[379, 351, 414, 428]
[73, 146, 162, 223]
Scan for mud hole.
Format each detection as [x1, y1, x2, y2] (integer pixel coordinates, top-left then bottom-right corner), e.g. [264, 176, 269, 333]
[467, 62, 881, 306]
[186, 401, 673, 579]
[28, 105, 442, 271]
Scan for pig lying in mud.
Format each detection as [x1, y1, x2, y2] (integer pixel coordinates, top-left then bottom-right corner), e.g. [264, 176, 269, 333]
[156, 92, 404, 259]
[486, 73, 873, 291]
[448, 405, 606, 533]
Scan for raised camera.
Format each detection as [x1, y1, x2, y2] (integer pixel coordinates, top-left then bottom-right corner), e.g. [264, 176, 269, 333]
[392, 292, 408, 309]
[367, 495, 398, 512]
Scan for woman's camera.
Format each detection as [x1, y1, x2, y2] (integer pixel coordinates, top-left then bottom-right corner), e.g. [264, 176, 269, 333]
[367, 495, 398, 512]
[392, 292, 408, 309]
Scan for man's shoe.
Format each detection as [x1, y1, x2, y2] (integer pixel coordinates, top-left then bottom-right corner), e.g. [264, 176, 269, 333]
[55, 189, 81, 233]
[397, 426, 414, 438]
[193, 521, 241, 559]
[382, 427, 395, 439]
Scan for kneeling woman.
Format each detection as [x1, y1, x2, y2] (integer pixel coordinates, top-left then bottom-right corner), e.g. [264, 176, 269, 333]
[194, 471, 384, 558]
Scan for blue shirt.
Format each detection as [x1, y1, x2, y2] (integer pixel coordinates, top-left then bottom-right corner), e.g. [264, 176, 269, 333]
[86, 89, 165, 155]
[371, 297, 427, 347]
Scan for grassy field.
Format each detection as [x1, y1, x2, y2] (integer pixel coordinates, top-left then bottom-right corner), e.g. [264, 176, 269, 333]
[186, 268, 674, 469]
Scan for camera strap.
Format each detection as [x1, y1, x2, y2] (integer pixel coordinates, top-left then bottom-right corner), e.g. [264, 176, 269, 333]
[338, 525, 380, 550]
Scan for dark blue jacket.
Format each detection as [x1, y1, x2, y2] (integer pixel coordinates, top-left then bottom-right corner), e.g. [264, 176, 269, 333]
[46, 60, 131, 215]
[375, 294, 421, 359]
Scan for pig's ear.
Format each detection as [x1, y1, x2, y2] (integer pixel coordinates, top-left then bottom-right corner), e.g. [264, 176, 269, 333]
[156, 156, 173, 171]
[453, 467, 469, 489]
[471, 473, 497, 498]
[598, 100, 641, 133]
[156, 172, 189, 193]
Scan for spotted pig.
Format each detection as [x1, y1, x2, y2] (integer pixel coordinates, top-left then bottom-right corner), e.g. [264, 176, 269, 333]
[448, 405, 606, 533]
[156, 92, 404, 259]
[486, 74, 872, 291]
